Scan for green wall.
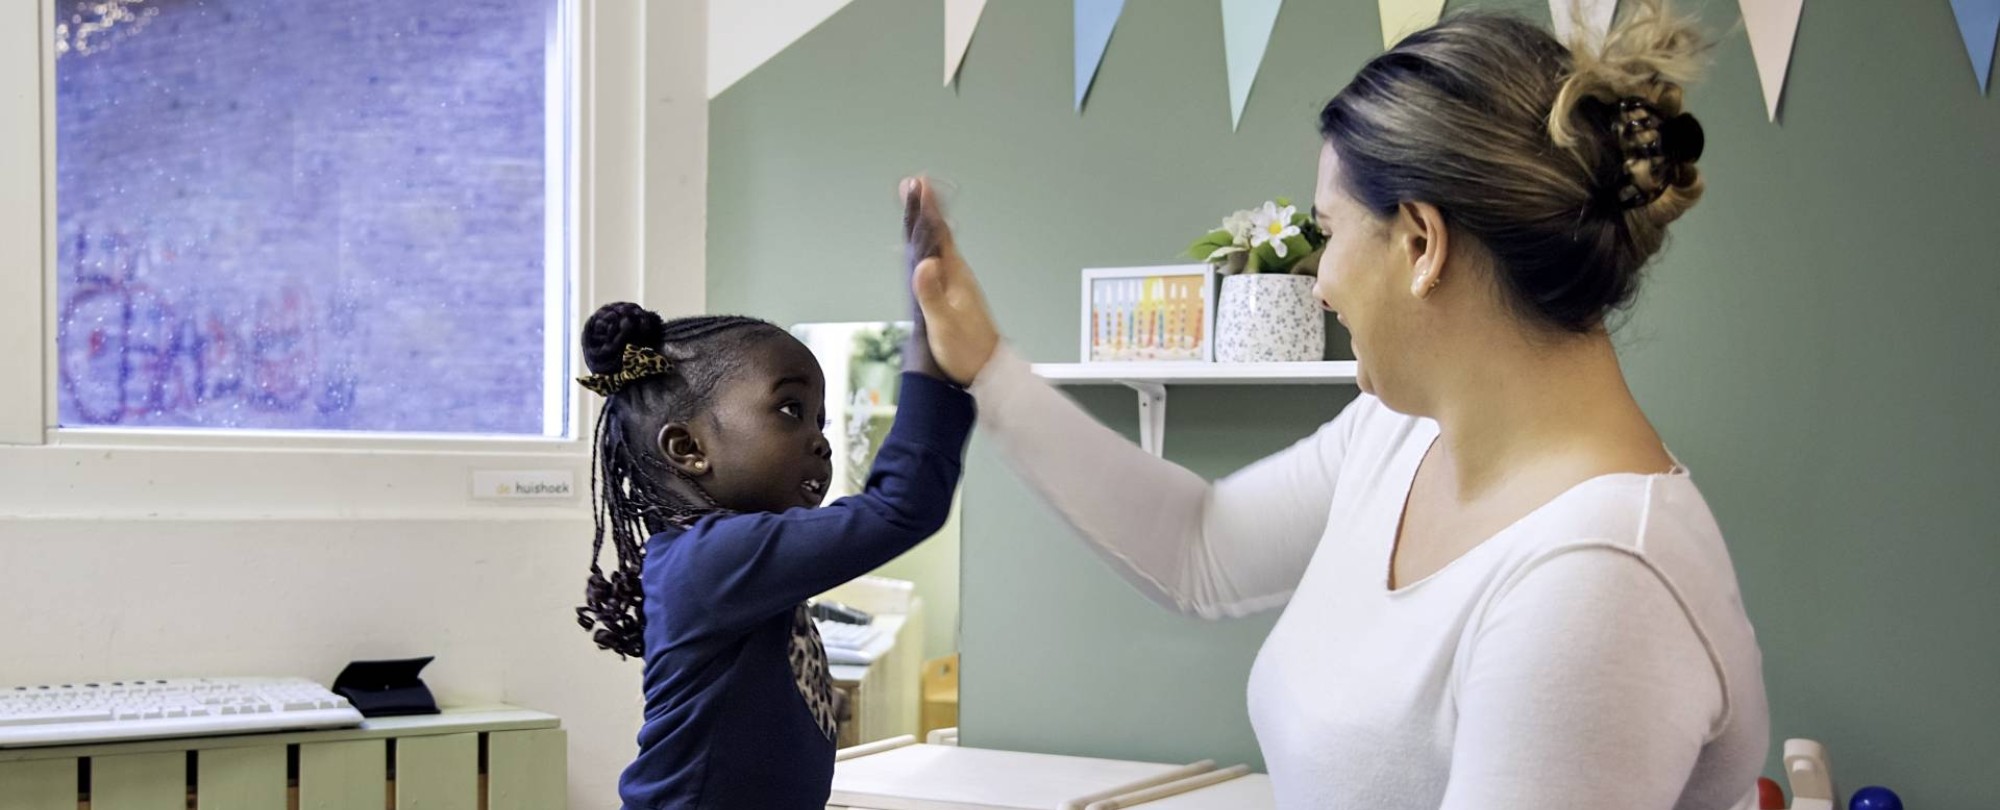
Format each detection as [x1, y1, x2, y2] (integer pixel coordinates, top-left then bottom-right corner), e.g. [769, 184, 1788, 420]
[869, 498, 962, 660]
[709, 1, 2000, 804]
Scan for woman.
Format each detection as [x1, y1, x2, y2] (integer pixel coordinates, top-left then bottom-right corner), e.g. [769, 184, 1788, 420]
[901, 2, 1768, 808]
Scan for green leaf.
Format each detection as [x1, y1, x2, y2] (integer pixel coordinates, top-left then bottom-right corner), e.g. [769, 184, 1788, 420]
[1186, 230, 1235, 259]
[1248, 241, 1280, 272]
[1284, 234, 1313, 263]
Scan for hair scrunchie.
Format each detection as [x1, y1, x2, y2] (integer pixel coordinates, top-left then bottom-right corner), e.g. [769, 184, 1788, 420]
[577, 345, 671, 396]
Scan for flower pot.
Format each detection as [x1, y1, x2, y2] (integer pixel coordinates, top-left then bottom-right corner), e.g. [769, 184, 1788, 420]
[1213, 273, 1325, 363]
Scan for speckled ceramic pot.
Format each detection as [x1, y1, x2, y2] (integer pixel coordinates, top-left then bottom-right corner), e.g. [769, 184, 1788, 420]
[1213, 273, 1324, 363]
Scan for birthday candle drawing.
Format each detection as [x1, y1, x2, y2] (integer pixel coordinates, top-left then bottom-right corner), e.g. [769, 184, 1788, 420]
[1132, 281, 1141, 350]
[1114, 284, 1126, 354]
[1135, 283, 1148, 350]
[1182, 284, 1195, 350]
[1096, 288, 1112, 356]
[1172, 282, 1185, 352]
[1136, 280, 1152, 348]
[1152, 280, 1168, 348]
[1142, 280, 1155, 349]
[1122, 282, 1134, 352]
[1168, 284, 1184, 350]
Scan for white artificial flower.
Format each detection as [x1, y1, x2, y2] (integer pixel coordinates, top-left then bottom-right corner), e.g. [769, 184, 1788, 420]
[1248, 201, 1301, 259]
[1221, 209, 1256, 243]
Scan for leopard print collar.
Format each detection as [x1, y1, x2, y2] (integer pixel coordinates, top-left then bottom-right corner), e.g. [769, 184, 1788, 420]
[788, 603, 837, 741]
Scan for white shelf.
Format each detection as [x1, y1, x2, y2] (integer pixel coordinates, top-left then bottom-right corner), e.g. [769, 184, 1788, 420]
[1030, 361, 1356, 385]
[1028, 361, 1359, 457]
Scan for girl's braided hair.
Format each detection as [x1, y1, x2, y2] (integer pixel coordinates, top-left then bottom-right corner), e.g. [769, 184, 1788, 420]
[575, 302, 787, 658]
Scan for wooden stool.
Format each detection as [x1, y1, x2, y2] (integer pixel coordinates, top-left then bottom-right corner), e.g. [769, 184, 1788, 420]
[920, 653, 959, 738]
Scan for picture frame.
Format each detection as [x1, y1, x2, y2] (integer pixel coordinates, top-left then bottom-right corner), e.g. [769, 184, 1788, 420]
[1080, 264, 1215, 363]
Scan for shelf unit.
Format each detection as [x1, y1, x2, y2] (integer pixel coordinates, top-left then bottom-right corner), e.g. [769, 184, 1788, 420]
[1029, 361, 1359, 456]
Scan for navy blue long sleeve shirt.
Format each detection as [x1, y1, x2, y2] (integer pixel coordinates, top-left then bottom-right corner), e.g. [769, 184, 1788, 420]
[618, 372, 975, 810]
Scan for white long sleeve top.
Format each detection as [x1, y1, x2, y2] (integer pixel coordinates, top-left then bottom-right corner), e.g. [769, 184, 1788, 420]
[969, 345, 1770, 810]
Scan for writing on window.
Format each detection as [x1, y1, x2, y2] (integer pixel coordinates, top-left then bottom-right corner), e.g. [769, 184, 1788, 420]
[54, 0, 568, 435]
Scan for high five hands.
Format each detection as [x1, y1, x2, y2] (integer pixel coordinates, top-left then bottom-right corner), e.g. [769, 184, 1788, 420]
[900, 176, 1000, 386]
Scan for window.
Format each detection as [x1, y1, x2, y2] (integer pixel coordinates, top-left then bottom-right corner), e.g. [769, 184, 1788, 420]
[52, 0, 571, 436]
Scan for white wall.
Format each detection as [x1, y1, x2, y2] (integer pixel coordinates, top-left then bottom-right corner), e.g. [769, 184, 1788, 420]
[647, 0, 708, 317]
[0, 517, 643, 806]
[0, 2, 708, 808]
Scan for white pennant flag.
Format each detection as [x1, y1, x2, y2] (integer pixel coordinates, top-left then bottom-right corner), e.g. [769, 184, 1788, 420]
[1223, 0, 1284, 129]
[1551, 0, 1619, 47]
[709, 0, 860, 98]
[1739, 0, 1806, 121]
[946, 0, 990, 86]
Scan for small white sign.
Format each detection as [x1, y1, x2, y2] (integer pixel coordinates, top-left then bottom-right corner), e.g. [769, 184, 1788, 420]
[472, 470, 577, 501]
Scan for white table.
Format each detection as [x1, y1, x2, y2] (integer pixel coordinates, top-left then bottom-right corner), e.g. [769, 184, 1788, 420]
[1111, 773, 1273, 809]
[829, 743, 1196, 810]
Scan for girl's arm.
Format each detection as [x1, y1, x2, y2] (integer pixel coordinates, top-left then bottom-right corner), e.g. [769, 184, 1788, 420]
[649, 372, 973, 639]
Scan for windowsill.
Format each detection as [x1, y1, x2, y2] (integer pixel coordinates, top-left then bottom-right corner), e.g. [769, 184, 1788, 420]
[0, 438, 594, 521]
[45, 427, 586, 456]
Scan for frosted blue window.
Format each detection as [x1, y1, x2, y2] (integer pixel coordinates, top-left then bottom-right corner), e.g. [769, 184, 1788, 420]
[54, 0, 568, 435]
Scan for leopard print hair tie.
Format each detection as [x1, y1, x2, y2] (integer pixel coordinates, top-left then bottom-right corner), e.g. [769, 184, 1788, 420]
[577, 345, 672, 396]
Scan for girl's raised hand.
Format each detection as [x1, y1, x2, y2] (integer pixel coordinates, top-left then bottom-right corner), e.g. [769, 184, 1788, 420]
[900, 176, 999, 386]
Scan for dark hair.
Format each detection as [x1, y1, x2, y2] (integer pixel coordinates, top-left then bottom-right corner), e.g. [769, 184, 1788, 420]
[1318, 0, 1706, 332]
[575, 302, 788, 658]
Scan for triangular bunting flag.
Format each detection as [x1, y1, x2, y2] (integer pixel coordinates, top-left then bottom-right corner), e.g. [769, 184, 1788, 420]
[1739, 0, 1805, 121]
[1223, 0, 1284, 130]
[1076, 0, 1128, 111]
[708, 0, 860, 98]
[1551, 0, 1619, 47]
[1950, 0, 2000, 93]
[946, 0, 990, 86]
[1378, 0, 1447, 48]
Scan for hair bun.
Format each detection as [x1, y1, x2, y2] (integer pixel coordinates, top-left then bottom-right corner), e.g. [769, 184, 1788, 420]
[581, 302, 665, 375]
[1659, 112, 1704, 164]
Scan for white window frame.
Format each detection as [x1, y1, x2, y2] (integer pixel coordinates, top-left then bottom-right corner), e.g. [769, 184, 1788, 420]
[0, 0, 665, 521]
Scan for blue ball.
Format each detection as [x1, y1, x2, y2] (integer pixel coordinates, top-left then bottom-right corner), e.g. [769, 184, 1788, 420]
[1849, 786, 1902, 810]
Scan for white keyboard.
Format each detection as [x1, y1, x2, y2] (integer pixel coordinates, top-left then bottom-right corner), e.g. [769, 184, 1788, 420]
[815, 619, 883, 652]
[0, 677, 364, 748]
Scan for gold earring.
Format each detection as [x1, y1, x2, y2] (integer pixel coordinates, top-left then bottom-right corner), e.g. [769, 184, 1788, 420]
[689, 459, 708, 473]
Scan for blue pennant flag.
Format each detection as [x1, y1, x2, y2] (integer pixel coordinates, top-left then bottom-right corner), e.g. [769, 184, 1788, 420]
[1951, 0, 1999, 93]
[1075, 0, 1127, 111]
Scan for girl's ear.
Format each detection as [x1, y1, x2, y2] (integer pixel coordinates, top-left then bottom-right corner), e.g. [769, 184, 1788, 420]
[658, 422, 710, 476]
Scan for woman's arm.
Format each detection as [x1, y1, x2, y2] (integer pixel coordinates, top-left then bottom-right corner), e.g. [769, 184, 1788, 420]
[649, 373, 974, 638]
[1439, 546, 1726, 809]
[900, 176, 1354, 618]
[974, 344, 1357, 618]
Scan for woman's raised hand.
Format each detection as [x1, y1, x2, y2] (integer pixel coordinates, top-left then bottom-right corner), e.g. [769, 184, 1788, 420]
[901, 176, 999, 386]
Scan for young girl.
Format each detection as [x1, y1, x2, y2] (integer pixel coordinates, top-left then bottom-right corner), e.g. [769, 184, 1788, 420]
[574, 290, 971, 806]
